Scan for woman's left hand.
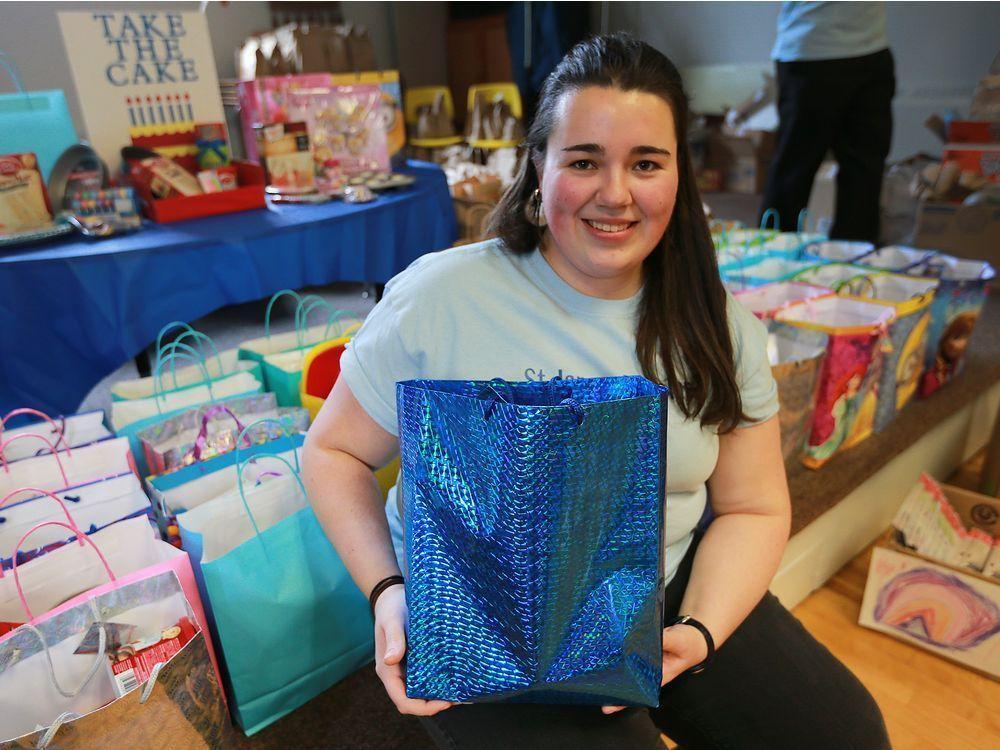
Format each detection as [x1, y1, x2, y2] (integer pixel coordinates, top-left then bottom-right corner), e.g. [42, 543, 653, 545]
[601, 622, 709, 715]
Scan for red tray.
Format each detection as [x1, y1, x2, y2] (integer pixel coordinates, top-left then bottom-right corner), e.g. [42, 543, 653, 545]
[132, 161, 266, 223]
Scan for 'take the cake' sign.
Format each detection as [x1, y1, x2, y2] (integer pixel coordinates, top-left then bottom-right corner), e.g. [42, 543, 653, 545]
[58, 11, 225, 172]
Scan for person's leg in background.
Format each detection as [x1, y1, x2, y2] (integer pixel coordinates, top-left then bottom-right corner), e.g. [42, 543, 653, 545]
[830, 49, 896, 244]
[760, 59, 845, 232]
[648, 533, 891, 750]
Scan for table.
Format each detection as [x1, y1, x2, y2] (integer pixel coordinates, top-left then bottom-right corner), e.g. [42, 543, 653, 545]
[0, 161, 457, 415]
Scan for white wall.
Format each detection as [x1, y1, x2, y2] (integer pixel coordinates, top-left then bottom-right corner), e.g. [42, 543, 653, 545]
[604, 1, 1000, 161]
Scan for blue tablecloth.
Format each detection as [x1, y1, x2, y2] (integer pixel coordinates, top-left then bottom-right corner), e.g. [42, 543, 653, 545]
[0, 161, 457, 415]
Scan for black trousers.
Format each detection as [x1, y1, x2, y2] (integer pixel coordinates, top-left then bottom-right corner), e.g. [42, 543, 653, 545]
[761, 49, 896, 244]
[419, 533, 890, 749]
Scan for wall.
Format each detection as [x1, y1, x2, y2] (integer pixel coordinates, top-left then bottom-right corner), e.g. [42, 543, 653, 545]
[603, 1, 1000, 161]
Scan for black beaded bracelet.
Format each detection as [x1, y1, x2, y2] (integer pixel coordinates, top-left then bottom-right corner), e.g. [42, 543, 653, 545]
[666, 614, 716, 675]
[369, 575, 405, 614]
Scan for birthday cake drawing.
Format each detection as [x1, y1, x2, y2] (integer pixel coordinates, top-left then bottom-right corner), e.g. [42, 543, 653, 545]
[58, 11, 226, 173]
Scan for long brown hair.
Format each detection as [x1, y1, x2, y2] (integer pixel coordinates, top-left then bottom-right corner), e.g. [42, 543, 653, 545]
[489, 33, 749, 432]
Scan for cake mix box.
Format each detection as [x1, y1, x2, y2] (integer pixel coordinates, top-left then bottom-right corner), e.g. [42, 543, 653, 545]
[254, 121, 315, 193]
[0, 153, 54, 233]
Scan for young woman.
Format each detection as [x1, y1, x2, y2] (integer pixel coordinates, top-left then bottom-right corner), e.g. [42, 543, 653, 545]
[303, 33, 890, 749]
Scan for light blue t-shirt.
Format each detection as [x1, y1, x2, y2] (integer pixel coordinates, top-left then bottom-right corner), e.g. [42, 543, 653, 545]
[340, 239, 779, 586]
[772, 1, 889, 62]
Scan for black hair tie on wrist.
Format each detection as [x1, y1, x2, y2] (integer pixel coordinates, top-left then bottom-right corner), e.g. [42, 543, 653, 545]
[666, 614, 716, 675]
[369, 575, 405, 615]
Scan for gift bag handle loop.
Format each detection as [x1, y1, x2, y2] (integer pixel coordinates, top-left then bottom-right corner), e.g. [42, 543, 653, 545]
[760, 207, 779, 232]
[0, 409, 68, 452]
[264, 289, 303, 340]
[26, 601, 105, 702]
[234, 417, 300, 472]
[0, 488, 85, 567]
[0, 434, 70, 485]
[12, 521, 116, 620]
[152, 342, 215, 409]
[157, 329, 223, 384]
[0, 52, 26, 96]
[236, 452, 307, 541]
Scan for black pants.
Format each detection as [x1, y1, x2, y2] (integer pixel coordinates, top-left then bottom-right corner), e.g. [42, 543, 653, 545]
[761, 49, 896, 244]
[419, 533, 890, 749]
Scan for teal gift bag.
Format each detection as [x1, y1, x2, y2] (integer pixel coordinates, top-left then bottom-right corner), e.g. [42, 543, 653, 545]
[0, 53, 78, 179]
[178, 421, 374, 734]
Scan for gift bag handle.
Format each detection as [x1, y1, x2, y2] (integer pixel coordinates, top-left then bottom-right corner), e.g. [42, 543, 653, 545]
[263, 289, 304, 340]
[154, 320, 199, 362]
[0, 434, 70, 486]
[153, 324, 223, 383]
[234, 417, 300, 472]
[154, 332, 222, 390]
[189, 405, 250, 462]
[0, 488, 86, 566]
[26, 601, 107, 704]
[236, 452, 308, 541]
[295, 297, 351, 347]
[0, 52, 26, 96]
[760, 208, 779, 232]
[153, 342, 216, 408]
[0, 409, 68, 453]
[11, 521, 116, 621]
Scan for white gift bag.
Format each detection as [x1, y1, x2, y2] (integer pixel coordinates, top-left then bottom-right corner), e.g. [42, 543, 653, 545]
[0, 435, 133, 498]
[0, 409, 111, 462]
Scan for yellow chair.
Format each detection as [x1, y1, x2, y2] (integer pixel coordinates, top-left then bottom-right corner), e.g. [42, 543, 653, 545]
[299, 334, 399, 500]
[466, 83, 523, 150]
[404, 86, 464, 148]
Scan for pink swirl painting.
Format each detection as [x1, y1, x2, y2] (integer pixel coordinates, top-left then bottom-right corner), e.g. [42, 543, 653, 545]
[874, 567, 1000, 650]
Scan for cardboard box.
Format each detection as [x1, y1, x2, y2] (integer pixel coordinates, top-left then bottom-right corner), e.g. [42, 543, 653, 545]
[942, 143, 1000, 183]
[947, 120, 1000, 144]
[708, 130, 776, 195]
[859, 484, 1000, 680]
[912, 201, 1000, 267]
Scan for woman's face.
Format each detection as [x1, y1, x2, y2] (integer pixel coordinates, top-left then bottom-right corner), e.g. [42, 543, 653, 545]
[536, 86, 679, 299]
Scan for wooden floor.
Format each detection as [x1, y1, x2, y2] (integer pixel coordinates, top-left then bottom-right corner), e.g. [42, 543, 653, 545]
[791, 452, 1000, 750]
[663, 452, 1000, 750]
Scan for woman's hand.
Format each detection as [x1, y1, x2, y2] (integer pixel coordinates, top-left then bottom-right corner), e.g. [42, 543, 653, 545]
[601, 621, 709, 715]
[374, 583, 452, 716]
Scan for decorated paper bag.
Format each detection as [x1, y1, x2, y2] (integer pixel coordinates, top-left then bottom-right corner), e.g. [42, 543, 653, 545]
[843, 274, 939, 431]
[0, 409, 110, 462]
[146, 433, 304, 519]
[0, 478, 151, 570]
[722, 256, 826, 291]
[0, 568, 234, 748]
[237, 289, 362, 390]
[857, 245, 936, 273]
[734, 281, 834, 324]
[767, 325, 828, 467]
[137, 393, 308, 476]
[0, 435, 134, 499]
[178, 447, 373, 734]
[0, 514, 222, 692]
[775, 297, 895, 468]
[397, 376, 668, 706]
[803, 240, 875, 264]
[792, 263, 883, 297]
[912, 255, 995, 397]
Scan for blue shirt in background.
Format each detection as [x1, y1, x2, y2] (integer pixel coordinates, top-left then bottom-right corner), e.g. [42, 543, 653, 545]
[772, 1, 889, 62]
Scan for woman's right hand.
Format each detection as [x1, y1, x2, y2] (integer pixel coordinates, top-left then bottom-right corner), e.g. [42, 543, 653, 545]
[374, 583, 452, 716]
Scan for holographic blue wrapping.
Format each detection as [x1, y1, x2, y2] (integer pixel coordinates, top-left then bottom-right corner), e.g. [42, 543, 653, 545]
[397, 376, 668, 706]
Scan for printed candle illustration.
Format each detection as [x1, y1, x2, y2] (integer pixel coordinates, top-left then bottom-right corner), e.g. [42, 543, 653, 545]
[874, 567, 1000, 650]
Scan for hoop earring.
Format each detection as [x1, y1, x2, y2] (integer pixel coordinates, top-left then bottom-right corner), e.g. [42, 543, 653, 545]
[525, 187, 547, 227]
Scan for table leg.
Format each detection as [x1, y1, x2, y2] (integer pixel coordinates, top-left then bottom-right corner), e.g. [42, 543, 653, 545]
[134, 348, 152, 378]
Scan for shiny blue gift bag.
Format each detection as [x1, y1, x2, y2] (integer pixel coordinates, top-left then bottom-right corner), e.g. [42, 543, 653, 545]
[397, 376, 668, 706]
